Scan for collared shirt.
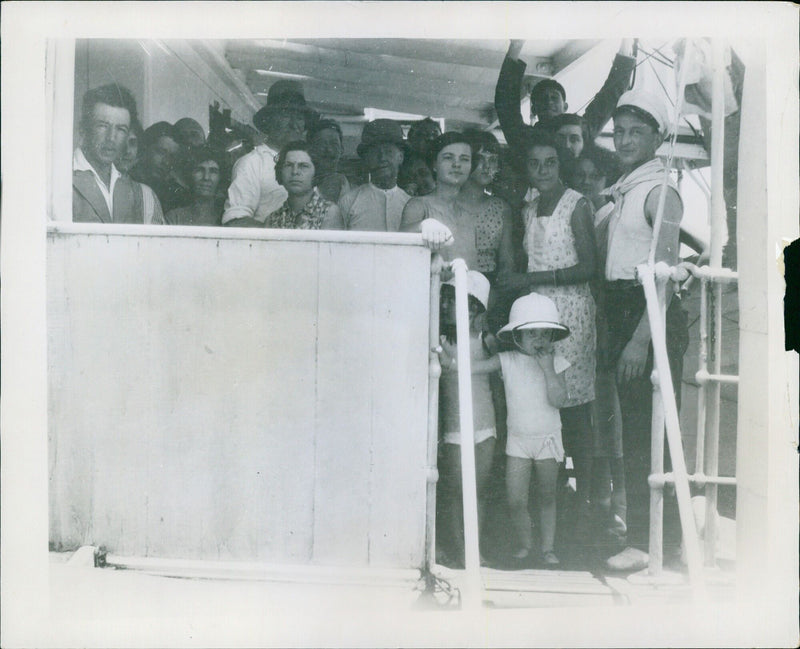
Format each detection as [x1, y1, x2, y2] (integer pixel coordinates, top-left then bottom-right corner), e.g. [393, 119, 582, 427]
[338, 183, 410, 232]
[222, 143, 288, 224]
[73, 148, 121, 216]
[265, 189, 337, 230]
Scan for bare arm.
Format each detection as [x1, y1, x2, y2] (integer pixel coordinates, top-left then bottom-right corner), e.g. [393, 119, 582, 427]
[617, 185, 683, 382]
[538, 351, 569, 408]
[496, 197, 597, 292]
[321, 203, 344, 230]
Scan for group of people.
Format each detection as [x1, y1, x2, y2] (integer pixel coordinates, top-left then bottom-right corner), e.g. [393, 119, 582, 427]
[71, 39, 691, 573]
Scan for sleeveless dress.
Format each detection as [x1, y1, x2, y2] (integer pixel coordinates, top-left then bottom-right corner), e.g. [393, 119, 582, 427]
[522, 187, 596, 407]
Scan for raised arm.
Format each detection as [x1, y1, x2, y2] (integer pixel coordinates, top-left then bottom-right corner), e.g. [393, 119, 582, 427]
[582, 39, 637, 144]
[495, 40, 531, 155]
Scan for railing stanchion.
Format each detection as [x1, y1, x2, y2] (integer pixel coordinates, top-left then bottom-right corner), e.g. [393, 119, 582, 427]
[451, 259, 482, 609]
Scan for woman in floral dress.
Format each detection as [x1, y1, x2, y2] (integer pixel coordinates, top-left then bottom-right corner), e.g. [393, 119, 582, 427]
[497, 130, 597, 542]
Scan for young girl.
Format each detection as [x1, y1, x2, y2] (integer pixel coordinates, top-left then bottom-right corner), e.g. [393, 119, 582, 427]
[496, 293, 571, 567]
[436, 271, 497, 567]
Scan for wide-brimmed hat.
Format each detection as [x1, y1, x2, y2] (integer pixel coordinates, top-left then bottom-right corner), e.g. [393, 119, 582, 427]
[497, 292, 570, 342]
[253, 80, 318, 134]
[442, 271, 491, 313]
[613, 88, 670, 137]
[356, 119, 407, 157]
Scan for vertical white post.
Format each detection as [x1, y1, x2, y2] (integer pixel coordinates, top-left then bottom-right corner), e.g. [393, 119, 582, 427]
[451, 259, 482, 610]
[703, 38, 728, 566]
[46, 38, 75, 222]
[639, 264, 706, 599]
[425, 255, 445, 573]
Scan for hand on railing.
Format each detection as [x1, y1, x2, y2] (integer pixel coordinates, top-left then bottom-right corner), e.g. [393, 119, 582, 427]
[437, 336, 458, 373]
[420, 218, 454, 251]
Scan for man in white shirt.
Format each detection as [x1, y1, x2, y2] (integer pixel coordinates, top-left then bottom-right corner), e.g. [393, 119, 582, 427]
[337, 119, 411, 232]
[72, 84, 163, 224]
[222, 80, 316, 227]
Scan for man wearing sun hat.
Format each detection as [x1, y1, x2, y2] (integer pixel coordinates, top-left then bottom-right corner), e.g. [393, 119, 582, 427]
[338, 119, 411, 231]
[222, 79, 318, 227]
[602, 87, 689, 571]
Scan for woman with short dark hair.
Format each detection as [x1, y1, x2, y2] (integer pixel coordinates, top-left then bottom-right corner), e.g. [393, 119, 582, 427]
[265, 141, 341, 230]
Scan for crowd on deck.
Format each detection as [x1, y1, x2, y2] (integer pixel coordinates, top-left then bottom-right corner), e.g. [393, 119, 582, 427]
[72, 39, 704, 573]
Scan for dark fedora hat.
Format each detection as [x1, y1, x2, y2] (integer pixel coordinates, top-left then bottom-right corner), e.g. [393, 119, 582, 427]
[252, 79, 318, 134]
[356, 119, 407, 157]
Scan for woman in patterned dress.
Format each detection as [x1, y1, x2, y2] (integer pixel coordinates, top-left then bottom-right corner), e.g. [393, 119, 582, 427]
[497, 130, 598, 539]
[265, 141, 342, 230]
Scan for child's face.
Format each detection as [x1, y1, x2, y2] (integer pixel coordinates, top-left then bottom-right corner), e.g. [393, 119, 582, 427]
[514, 327, 553, 355]
[440, 289, 480, 328]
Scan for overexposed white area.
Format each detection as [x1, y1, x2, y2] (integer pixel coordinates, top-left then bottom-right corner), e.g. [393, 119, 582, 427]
[2, 2, 798, 647]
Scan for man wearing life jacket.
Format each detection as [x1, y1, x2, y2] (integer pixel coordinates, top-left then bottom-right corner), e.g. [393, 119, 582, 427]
[602, 88, 689, 572]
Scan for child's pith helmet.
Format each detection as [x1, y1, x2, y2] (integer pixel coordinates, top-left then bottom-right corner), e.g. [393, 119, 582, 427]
[442, 270, 491, 313]
[497, 292, 570, 343]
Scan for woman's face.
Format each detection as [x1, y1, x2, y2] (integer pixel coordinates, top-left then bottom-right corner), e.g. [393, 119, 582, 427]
[525, 145, 560, 193]
[435, 143, 471, 188]
[514, 327, 553, 356]
[191, 160, 221, 199]
[572, 158, 606, 201]
[469, 147, 500, 188]
[405, 159, 436, 196]
[280, 150, 315, 195]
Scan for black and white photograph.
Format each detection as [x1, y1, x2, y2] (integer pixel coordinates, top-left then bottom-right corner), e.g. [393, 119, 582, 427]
[2, 2, 798, 647]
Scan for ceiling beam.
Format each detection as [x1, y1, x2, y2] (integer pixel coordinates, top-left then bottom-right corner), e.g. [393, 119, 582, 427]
[290, 85, 492, 125]
[245, 69, 493, 113]
[226, 40, 551, 88]
[550, 39, 605, 77]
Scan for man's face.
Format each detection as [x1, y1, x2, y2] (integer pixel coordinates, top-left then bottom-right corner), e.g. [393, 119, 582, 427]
[531, 87, 567, 122]
[269, 109, 306, 149]
[175, 121, 206, 149]
[613, 112, 661, 169]
[82, 102, 130, 171]
[145, 136, 181, 179]
[309, 127, 343, 170]
[363, 142, 404, 189]
[408, 122, 441, 156]
[191, 160, 221, 199]
[556, 125, 584, 159]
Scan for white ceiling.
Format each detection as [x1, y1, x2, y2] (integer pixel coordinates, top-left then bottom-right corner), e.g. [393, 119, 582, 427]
[224, 38, 602, 129]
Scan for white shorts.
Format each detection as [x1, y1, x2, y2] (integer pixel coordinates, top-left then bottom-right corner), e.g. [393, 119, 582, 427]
[506, 433, 564, 462]
[443, 427, 497, 446]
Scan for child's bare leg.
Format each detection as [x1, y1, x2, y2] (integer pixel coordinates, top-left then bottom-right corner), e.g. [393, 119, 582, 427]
[533, 458, 560, 554]
[505, 456, 534, 556]
[475, 436, 496, 534]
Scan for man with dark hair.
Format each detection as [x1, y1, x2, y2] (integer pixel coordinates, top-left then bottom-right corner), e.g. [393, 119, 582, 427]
[72, 83, 163, 224]
[495, 39, 636, 158]
[222, 80, 316, 227]
[406, 117, 442, 160]
[549, 113, 587, 159]
[130, 121, 190, 214]
[602, 88, 688, 572]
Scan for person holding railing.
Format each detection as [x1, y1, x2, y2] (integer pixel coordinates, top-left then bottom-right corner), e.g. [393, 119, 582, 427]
[435, 271, 497, 569]
[601, 89, 689, 572]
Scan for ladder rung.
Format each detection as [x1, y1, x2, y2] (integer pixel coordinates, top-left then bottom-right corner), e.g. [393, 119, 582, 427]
[695, 370, 739, 385]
